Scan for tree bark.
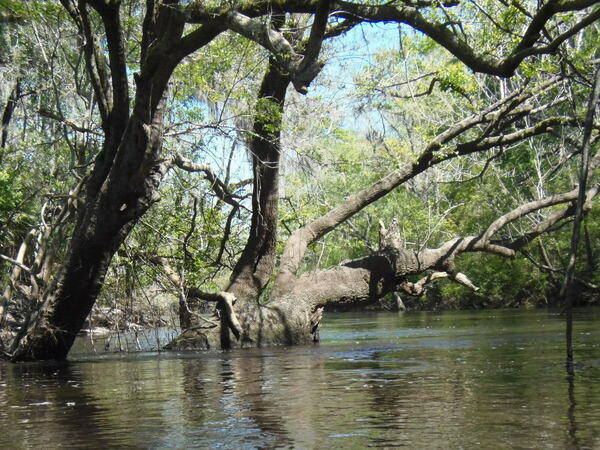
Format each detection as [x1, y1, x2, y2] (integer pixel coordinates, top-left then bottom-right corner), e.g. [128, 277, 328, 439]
[168, 181, 599, 351]
[8, 3, 220, 361]
[227, 59, 290, 299]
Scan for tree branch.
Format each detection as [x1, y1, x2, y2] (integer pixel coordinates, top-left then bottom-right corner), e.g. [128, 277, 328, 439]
[186, 0, 599, 78]
[171, 153, 240, 208]
[331, 0, 599, 77]
[299, 0, 331, 69]
[399, 271, 479, 295]
[148, 255, 222, 302]
[283, 181, 597, 308]
[0, 254, 32, 274]
[63, 0, 112, 125]
[275, 80, 567, 287]
[399, 271, 449, 295]
[223, 11, 323, 93]
[87, 0, 130, 126]
[38, 108, 103, 136]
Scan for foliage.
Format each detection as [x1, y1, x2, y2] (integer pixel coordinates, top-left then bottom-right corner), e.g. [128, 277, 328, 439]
[0, 0, 599, 355]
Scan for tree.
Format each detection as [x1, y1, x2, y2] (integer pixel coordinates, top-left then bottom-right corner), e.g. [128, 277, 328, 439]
[0, 0, 598, 360]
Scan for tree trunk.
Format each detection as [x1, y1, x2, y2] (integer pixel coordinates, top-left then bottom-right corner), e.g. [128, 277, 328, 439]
[5, 1, 225, 361]
[166, 242, 463, 350]
[168, 177, 599, 351]
[561, 67, 600, 367]
[179, 59, 292, 350]
[10, 112, 171, 361]
[1, 79, 20, 152]
[227, 59, 290, 299]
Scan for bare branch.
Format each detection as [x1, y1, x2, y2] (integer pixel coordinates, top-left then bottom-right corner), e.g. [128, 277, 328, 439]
[332, 0, 600, 76]
[147, 255, 222, 302]
[216, 292, 241, 340]
[275, 80, 567, 286]
[0, 254, 32, 273]
[172, 153, 240, 207]
[389, 77, 440, 99]
[399, 271, 479, 296]
[399, 271, 449, 295]
[523, 251, 599, 290]
[38, 109, 103, 136]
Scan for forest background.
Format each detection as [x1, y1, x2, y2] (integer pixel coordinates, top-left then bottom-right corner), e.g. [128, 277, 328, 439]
[0, 0, 598, 360]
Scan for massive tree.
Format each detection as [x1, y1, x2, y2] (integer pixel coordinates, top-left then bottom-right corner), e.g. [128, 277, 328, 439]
[0, 0, 598, 360]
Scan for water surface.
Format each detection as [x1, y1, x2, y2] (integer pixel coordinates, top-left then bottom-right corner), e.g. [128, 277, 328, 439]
[1, 308, 599, 448]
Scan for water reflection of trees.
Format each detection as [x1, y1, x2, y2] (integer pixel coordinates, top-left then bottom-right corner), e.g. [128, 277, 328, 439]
[0, 363, 113, 448]
[178, 354, 293, 447]
[1, 310, 600, 448]
[566, 371, 579, 448]
[179, 349, 339, 447]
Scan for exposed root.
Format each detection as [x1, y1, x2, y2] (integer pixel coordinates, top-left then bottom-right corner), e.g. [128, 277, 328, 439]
[217, 292, 241, 340]
[310, 306, 324, 342]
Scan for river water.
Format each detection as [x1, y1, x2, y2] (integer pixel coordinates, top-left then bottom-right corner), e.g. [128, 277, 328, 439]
[1, 308, 599, 448]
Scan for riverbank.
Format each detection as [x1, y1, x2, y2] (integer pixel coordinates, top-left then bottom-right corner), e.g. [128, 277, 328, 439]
[326, 285, 600, 313]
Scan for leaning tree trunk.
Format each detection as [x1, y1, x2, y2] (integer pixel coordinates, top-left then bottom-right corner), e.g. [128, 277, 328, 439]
[7, 1, 214, 361]
[10, 106, 171, 361]
[165, 226, 466, 350]
[168, 174, 600, 351]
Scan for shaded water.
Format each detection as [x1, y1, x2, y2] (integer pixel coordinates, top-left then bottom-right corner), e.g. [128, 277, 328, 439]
[1, 308, 600, 448]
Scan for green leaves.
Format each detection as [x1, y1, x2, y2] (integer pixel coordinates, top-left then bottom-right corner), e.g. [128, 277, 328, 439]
[255, 96, 283, 135]
[0, 169, 34, 241]
[438, 61, 476, 97]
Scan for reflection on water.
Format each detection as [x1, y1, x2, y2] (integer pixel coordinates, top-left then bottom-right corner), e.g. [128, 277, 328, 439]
[1, 308, 600, 448]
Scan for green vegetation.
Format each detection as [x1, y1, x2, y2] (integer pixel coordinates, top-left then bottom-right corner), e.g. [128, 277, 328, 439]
[0, 0, 598, 360]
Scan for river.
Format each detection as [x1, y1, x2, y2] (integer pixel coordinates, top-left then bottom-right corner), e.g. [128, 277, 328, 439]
[1, 308, 599, 448]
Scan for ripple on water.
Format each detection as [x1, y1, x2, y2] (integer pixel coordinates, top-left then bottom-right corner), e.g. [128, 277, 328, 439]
[1, 308, 600, 449]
